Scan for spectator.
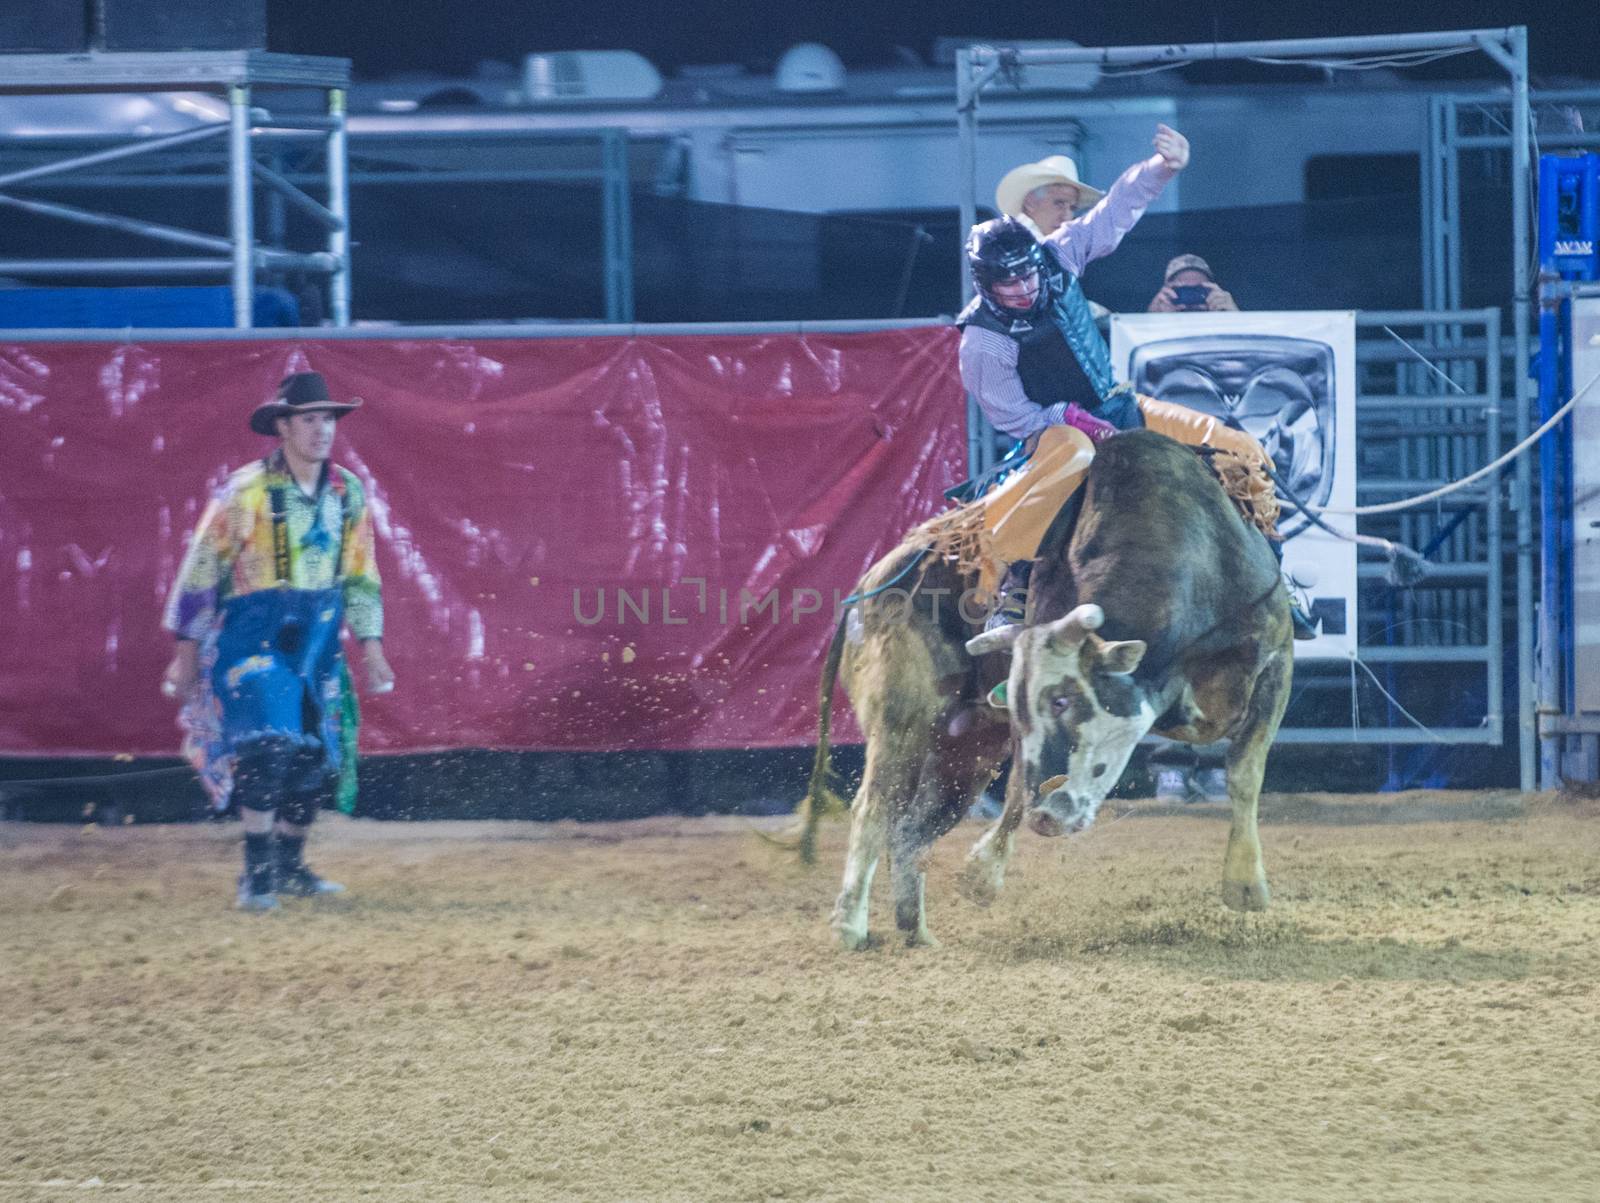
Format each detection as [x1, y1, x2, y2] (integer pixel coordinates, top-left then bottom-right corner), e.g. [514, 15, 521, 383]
[994, 153, 1106, 240]
[1148, 253, 1238, 313]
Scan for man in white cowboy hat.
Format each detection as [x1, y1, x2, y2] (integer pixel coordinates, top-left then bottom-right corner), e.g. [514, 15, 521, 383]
[162, 371, 394, 911]
[995, 123, 1188, 242]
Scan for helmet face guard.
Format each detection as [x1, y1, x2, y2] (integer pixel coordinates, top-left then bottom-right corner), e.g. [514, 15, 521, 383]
[967, 218, 1053, 321]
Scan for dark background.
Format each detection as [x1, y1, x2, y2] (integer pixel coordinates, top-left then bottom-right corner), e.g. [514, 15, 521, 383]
[266, 0, 1594, 82]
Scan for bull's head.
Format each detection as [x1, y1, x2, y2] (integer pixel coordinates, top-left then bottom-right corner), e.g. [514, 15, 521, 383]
[966, 604, 1157, 836]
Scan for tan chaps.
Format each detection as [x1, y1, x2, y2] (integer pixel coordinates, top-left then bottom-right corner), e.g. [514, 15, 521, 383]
[977, 396, 1273, 598]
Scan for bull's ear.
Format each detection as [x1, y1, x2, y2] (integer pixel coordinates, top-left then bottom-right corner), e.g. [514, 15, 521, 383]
[966, 626, 1021, 657]
[1097, 638, 1147, 675]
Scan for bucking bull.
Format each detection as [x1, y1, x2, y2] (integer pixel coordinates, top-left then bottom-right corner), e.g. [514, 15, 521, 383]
[796, 428, 1293, 950]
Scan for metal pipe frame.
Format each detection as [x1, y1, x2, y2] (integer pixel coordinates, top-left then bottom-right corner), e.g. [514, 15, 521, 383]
[1264, 728, 1497, 745]
[34, 168, 665, 190]
[0, 123, 229, 190]
[600, 128, 634, 324]
[0, 52, 353, 332]
[327, 88, 351, 326]
[0, 318, 951, 342]
[0, 191, 234, 252]
[1507, 29, 1535, 789]
[956, 31, 1527, 758]
[250, 160, 343, 232]
[1427, 82, 1600, 787]
[965, 28, 1518, 68]
[0, 252, 337, 278]
[227, 85, 253, 328]
[0, 258, 235, 277]
[955, 46, 990, 482]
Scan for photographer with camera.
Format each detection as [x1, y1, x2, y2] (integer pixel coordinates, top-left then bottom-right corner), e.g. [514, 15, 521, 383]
[1148, 253, 1238, 313]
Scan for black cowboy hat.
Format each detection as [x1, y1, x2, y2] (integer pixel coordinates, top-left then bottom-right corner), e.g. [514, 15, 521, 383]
[249, 371, 363, 435]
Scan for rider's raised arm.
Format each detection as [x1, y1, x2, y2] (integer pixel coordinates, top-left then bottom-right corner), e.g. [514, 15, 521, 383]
[1044, 153, 1175, 278]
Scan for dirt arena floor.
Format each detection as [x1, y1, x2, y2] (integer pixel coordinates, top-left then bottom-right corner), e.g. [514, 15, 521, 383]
[2, 789, 1598, 1202]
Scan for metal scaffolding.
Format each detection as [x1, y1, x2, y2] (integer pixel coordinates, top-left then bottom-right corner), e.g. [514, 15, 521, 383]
[1425, 85, 1600, 787]
[0, 51, 352, 327]
[954, 30, 1535, 784]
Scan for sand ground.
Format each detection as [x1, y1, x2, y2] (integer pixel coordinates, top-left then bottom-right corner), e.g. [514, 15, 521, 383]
[1, 790, 1597, 1202]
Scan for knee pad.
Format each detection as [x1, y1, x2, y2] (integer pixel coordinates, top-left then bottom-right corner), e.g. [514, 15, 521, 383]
[277, 746, 336, 826]
[278, 781, 333, 827]
[232, 736, 302, 813]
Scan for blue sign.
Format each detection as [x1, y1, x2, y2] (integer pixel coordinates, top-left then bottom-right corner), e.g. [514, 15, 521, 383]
[1540, 153, 1600, 281]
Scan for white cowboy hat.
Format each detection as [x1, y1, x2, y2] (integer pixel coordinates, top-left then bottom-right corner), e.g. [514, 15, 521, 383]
[994, 154, 1104, 219]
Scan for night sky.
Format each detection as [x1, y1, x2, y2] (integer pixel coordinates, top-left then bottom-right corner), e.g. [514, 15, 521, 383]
[266, 0, 1595, 82]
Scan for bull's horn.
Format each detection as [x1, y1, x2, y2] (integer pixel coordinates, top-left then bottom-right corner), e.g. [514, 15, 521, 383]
[966, 625, 1021, 657]
[1070, 604, 1105, 631]
[1047, 603, 1104, 651]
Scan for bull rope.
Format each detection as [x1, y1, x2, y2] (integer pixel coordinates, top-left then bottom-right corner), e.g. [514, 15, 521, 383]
[838, 546, 931, 606]
[1308, 364, 1600, 518]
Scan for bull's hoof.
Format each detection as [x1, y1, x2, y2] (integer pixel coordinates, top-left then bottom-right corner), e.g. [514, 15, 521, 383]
[903, 927, 940, 949]
[1027, 810, 1069, 838]
[835, 922, 871, 952]
[957, 858, 1002, 907]
[1222, 877, 1271, 912]
[960, 827, 1013, 906]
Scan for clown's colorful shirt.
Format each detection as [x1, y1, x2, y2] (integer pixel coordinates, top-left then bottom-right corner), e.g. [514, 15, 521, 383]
[163, 450, 382, 641]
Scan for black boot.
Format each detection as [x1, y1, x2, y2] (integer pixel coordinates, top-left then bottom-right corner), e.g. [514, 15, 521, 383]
[274, 832, 346, 897]
[1290, 602, 1319, 641]
[984, 560, 1034, 633]
[237, 832, 278, 911]
[1268, 541, 1319, 641]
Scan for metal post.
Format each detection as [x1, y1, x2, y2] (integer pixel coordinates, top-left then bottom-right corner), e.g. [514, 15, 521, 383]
[975, 28, 1519, 67]
[227, 85, 254, 328]
[1485, 306, 1504, 744]
[1443, 98, 1462, 311]
[1537, 297, 1562, 787]
[327, 87, 350, 327]
[1422, 97, 1443, 313]
[1507, 28, 1537, 790]
[264, 146, 287, 252]
[600, 129, 633, 324]
[0, 123, 230, 190]
[956, 48, 977, 308]
[956, 47, 987, 479]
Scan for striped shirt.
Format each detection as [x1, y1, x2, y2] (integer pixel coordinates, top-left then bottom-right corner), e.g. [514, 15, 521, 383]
[961, 153, 1175, 439]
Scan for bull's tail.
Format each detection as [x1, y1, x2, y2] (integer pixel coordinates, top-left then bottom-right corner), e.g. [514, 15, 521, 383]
[754, 610, 851, 864]
[796, 610, 852, 864]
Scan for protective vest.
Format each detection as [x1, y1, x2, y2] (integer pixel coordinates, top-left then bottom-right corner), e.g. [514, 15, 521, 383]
[959, 269, 1132, 423]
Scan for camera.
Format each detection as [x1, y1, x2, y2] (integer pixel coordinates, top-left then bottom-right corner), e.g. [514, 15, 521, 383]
[1172, 283, 1211, 308]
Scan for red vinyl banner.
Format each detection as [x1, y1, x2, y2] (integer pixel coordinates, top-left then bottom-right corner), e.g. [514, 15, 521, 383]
[0, 330, 965, 754]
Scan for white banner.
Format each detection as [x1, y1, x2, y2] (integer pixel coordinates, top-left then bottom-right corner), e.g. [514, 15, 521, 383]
[1109, 310, 1358, 658]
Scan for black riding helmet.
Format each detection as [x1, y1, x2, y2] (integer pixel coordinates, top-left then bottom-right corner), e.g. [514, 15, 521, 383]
[967, 217, 1053, 322]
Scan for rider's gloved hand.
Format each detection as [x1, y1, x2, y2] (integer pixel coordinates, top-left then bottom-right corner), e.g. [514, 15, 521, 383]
[1060, 403, 1118, 444]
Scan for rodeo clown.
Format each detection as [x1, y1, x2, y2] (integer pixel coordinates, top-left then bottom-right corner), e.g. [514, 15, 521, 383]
[956, 124, 1316, 640]
[162, 372, 394, 911]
